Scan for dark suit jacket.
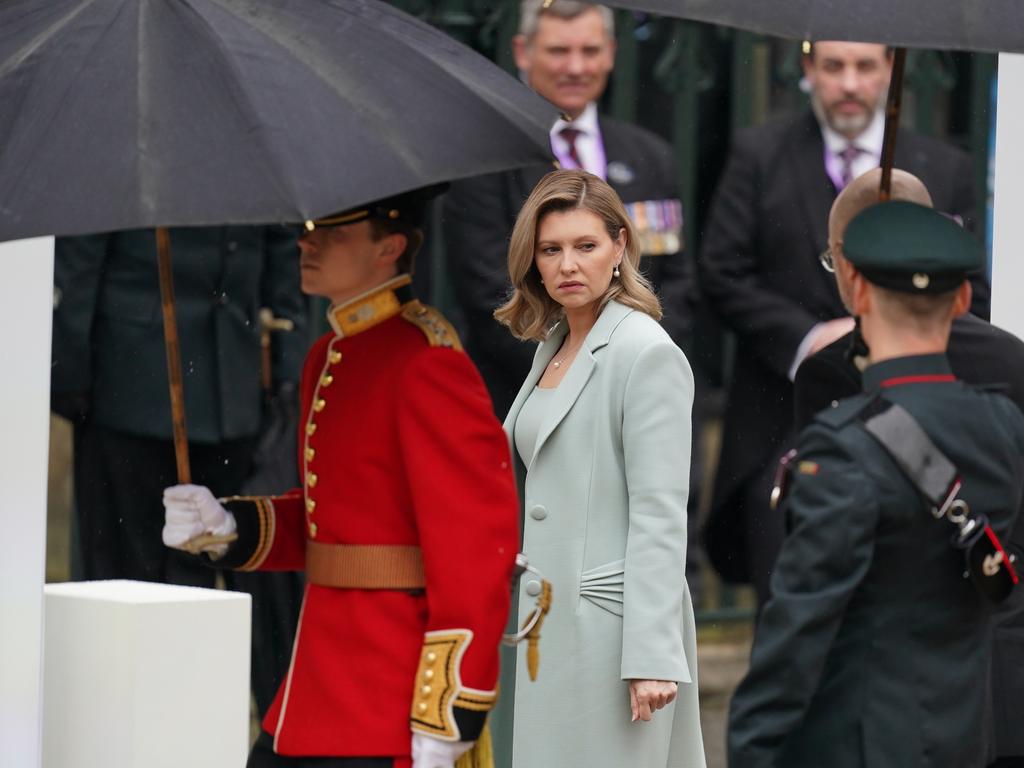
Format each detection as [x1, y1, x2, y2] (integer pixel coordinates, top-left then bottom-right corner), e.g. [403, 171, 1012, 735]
[729, 354, 1024, 768]
[700, 109, 982, 580]
[51, 226, 308, 443]
[443, 114, 694, 418]
[794, 314, 1024, 760]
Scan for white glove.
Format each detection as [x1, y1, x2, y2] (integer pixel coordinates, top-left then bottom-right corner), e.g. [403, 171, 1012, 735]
[162, 484, 236, 555]
[411, 733, 473, 768]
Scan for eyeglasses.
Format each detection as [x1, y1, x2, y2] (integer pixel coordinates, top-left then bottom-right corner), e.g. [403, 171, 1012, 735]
[819, 247, 835, 273]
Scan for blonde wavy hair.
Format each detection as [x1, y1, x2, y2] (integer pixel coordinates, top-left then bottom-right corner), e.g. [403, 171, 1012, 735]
[494, 170, 662, 341]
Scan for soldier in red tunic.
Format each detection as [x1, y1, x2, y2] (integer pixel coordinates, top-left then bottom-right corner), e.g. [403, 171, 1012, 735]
[162, 187, 520, 768]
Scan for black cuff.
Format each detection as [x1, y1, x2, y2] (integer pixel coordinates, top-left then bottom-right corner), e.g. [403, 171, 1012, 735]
[453, 707, 488, 743]
[215, 497, 275, 570]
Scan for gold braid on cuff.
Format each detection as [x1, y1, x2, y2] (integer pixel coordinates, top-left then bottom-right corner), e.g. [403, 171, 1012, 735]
[410, 629, 495, 741]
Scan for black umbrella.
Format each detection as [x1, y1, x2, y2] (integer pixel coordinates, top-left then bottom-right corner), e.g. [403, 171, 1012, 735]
[0, 0, 556, 483]
[0, 0, 555, 240]
[609, 0, 1024, 54]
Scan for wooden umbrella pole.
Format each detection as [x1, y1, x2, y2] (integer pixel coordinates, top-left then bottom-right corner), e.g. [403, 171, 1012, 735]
[879, 47, 907, 201]
[156, 227, 192, 484]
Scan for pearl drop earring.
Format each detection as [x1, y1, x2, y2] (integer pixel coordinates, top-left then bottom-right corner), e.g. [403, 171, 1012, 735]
[613, 264, 620, 278]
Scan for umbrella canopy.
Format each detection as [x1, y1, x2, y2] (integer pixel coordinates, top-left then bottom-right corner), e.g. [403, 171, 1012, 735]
[610, 0, 1024, 54]
[0, 0, 556, 242]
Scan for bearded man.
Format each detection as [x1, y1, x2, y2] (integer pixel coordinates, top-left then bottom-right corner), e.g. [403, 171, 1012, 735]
[698, 41, 985, 603]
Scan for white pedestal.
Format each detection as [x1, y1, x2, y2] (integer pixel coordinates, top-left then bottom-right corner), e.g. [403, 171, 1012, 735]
[0, 237, 53, 768]
[992, 54, 1024, 338]
[43, 580, 251, 768]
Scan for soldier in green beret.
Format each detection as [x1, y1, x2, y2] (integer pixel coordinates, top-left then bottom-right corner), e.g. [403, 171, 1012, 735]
[728, 200, 1024, 767]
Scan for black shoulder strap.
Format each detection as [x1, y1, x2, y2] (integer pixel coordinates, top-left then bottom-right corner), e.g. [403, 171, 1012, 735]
[857, 395, 961, 512]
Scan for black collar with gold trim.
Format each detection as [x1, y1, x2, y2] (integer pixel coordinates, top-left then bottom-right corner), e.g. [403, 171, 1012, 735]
[327, 275, 415, 338]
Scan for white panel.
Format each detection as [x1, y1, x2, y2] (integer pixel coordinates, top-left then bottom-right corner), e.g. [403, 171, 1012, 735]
[0, 237, 54, 768]
[991, 54, 1024, 337]
[43, 580, 251, 768]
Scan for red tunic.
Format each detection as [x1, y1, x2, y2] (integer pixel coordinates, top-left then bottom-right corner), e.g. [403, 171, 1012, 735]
[219, 276, 519, 758]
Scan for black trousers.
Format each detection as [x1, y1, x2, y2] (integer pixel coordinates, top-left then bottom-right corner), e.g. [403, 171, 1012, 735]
[71, 422, 302, 715]
[247, 732, 397, 767]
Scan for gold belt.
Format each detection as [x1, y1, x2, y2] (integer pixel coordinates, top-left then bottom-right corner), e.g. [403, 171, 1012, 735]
[305, 540, 426, 590]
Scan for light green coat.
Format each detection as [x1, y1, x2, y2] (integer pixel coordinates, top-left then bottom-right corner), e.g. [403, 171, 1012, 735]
[494, 301, 706, 768]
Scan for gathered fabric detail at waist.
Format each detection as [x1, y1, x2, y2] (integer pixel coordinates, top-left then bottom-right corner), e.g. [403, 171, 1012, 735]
[579, 558, 625, 616]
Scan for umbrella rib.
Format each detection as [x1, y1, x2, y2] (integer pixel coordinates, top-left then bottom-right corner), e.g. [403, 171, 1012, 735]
[201, 0, 552, 209]
[142, 0, 305, 220]
[205, 0, 427, 187]
[0, 0, 132, 237]
[0, 0, 100, 80]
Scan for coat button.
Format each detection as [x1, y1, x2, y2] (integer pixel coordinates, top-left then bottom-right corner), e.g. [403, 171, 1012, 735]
[329, 350, 342, 364]
[314, 398, 326, 412]
[529, 505, 547, 521]
[309, 522, 318, 538]
[525, 580, 542, 597]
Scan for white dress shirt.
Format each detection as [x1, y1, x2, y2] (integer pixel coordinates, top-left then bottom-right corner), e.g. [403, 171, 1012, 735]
[821, 110, 885, 192]
[550, 102, 607, 180]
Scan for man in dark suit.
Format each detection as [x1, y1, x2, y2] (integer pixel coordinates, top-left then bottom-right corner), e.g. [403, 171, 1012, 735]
[729, 198, 1023, 768]
[444, 0, 692, 419]
[699, 41, 986, 599]
[51, 225, 308, 716]
[794, 168, 1024, 767]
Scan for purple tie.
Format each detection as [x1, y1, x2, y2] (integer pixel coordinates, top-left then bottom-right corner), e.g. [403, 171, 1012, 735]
[838, 144, 862, 189]
[560, 128, 583, 169]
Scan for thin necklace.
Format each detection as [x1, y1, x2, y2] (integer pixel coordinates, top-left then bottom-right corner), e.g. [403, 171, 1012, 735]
[552, 336, 583, 369]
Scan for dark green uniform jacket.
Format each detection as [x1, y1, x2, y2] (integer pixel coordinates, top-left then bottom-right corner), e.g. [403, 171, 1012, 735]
[51, 226, 307, 442]
[729, 354, 1024, 768]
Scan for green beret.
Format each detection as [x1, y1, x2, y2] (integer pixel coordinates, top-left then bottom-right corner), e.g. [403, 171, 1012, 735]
[843, 200, 981, 294]
[304, 183, 447, 232]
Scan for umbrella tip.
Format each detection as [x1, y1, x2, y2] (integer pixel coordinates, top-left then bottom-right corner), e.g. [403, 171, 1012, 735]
[543, 0, 555, 7]
[304, 220, 315, 232]
[802, 40, 812, 55]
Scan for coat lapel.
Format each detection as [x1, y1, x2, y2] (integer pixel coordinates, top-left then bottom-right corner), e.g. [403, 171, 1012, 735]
[790, 113, 839, 296]
[791, 114, 835, 257]
[529, 302, 632, 464]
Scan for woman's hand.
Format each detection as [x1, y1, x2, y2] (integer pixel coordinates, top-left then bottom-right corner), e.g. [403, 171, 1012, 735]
[628, 679, 678, 722]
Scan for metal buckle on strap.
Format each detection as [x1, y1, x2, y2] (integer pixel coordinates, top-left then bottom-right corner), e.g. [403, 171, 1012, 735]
[933, 477, 963, 520]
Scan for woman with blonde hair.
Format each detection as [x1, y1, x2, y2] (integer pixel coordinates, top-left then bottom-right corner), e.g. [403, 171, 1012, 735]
[494, 169, 705, 767]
